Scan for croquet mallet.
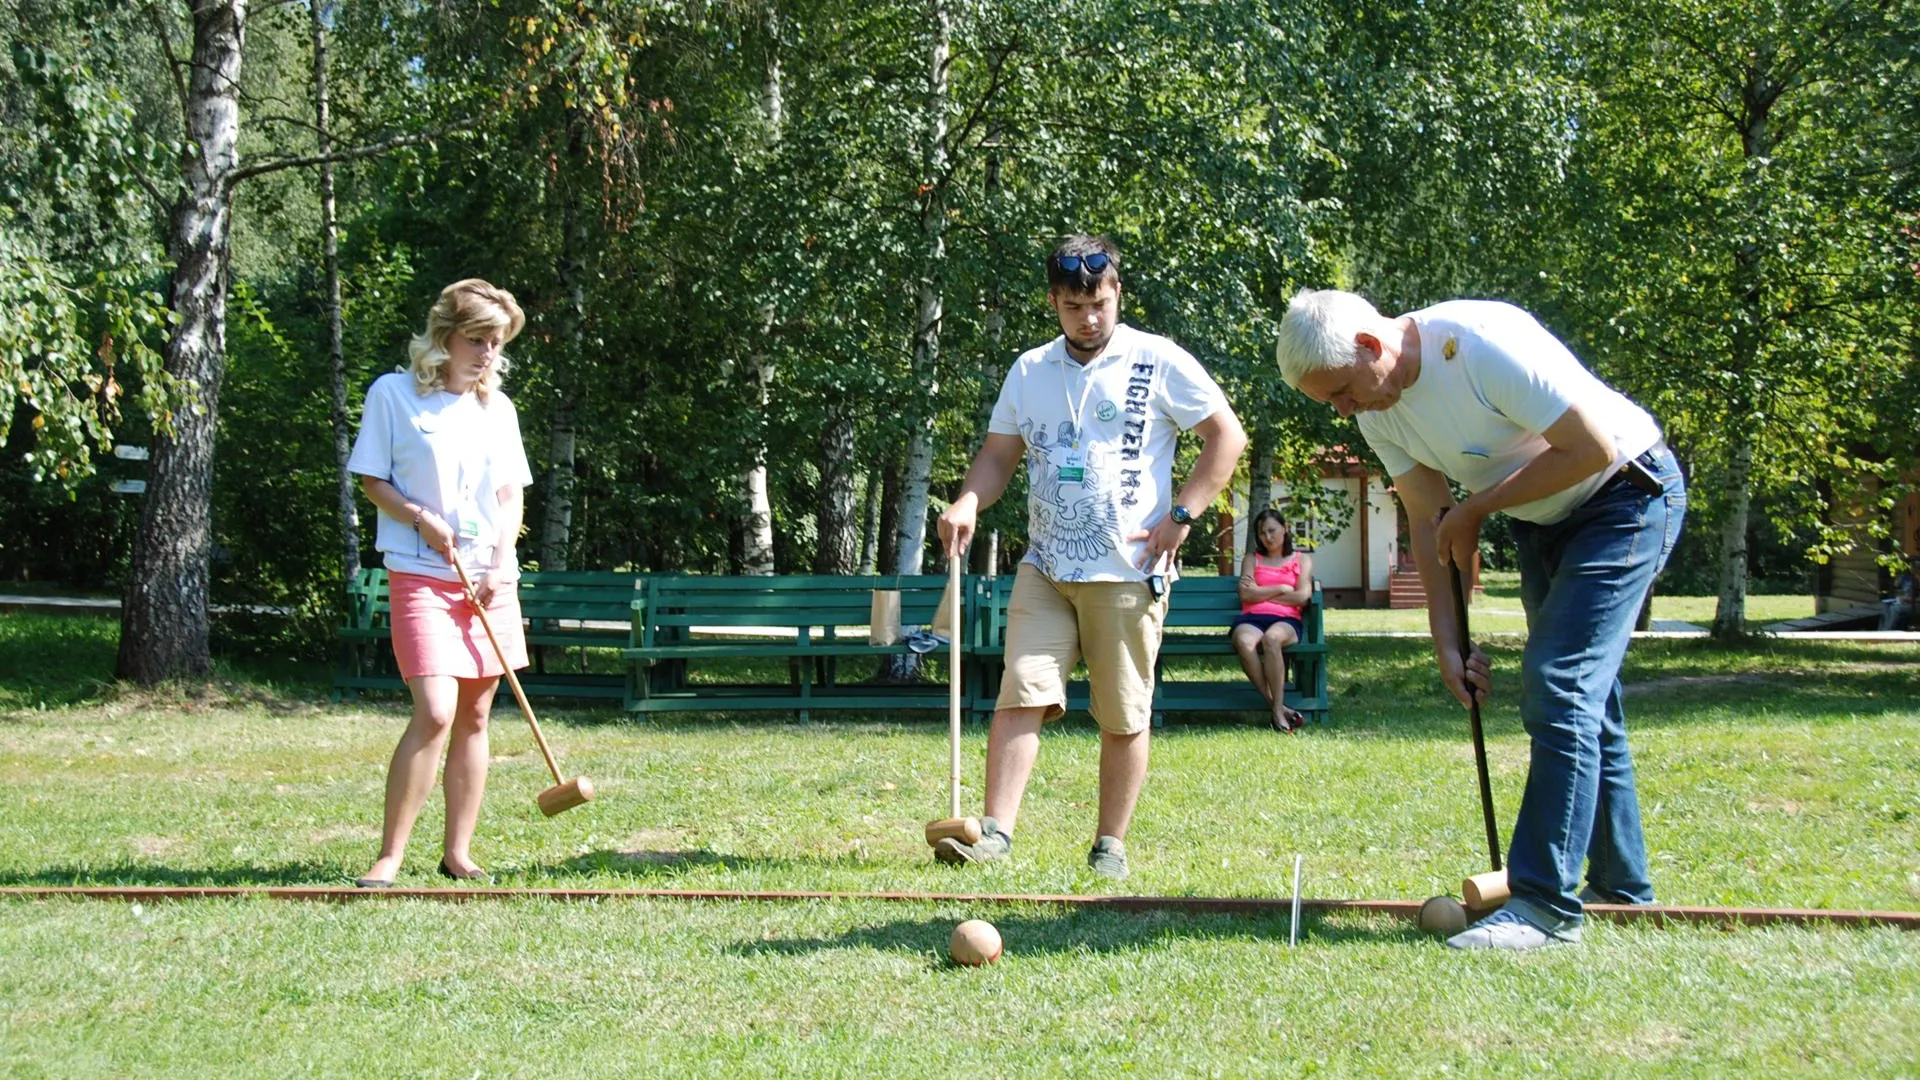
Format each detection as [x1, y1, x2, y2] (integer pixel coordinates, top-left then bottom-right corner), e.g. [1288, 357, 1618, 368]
[450, 552, 594, 817]
[1451, 562, 1509, 910]
[924, 555, 981, 847]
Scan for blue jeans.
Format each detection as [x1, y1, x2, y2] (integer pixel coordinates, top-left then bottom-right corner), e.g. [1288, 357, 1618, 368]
[1503, 445, 1686, 929]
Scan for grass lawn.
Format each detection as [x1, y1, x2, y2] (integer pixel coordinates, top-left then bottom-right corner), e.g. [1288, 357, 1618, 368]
[1322, 570, 1815, 634]
[2, 610, 1916, 1077]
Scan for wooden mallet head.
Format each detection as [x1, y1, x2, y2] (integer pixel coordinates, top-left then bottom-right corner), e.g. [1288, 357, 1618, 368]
[1462, 869, 1510, 912]
[924, 816, 981, 847]
[537, 776, 595, 817]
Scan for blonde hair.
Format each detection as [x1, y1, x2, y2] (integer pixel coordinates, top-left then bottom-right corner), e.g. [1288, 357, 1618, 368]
[407, 278, 526, 402]
[1274, 288, 1382, 388]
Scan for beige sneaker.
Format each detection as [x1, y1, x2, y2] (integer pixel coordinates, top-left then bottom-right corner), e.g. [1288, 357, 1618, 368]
[933, 817, 1011, 866]
[1086, 835, 1130, 880]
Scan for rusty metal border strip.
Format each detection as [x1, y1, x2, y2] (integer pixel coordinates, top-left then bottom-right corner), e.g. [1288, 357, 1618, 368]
[3, 887, 1914, 930]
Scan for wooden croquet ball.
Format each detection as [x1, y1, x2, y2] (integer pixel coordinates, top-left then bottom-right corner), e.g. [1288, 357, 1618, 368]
[1418, 895, 1468, 935]
[950, 919, 1003, 966]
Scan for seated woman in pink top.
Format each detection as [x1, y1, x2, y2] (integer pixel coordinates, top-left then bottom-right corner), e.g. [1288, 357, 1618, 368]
[1230, 510, 1315, 732]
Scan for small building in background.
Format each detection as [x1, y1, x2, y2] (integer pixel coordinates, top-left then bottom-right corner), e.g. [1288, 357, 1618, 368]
[1818, 466, 1920, 615]
[1219, 454, 1475, 608]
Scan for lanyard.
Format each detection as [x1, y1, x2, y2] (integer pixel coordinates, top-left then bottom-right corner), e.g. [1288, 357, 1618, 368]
[1058, 355, 1100, 449]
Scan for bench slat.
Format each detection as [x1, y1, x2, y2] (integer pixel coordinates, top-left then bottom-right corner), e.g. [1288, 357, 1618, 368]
[338, 569, 1332, 724]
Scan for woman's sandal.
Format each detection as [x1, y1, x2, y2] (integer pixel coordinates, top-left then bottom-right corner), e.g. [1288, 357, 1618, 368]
[1270, 706, 1307, 734]
[439, 858, 493, 884]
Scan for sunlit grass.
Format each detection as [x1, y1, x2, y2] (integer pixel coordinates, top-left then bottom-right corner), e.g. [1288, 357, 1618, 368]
[2, 611, 1915, 1076]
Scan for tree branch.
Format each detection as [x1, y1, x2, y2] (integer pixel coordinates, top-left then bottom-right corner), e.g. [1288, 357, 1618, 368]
[229, 118, 478, 183]
[145, 2, 191, 119]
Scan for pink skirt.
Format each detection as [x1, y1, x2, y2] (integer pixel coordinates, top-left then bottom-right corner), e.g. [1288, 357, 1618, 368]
[389, 571, 528, 680]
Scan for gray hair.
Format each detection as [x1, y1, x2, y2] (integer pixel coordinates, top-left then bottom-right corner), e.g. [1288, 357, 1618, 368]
[1274, 288, 1382, 388]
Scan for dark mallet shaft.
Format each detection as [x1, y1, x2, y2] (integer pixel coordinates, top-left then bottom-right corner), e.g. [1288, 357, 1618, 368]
[1451, 563, 1502, 874]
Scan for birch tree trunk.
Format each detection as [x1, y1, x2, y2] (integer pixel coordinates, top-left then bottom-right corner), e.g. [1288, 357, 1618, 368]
[117, 0, 246, 682]
[1711, 423, 1754, 637]
[735, 7, 782, 576]
[542, 156, 585, 572]
[310, 0, 359, 585]
[858, 471, 881, 575]
[881, 0, 950, 680]
[1711, 65, 1779, 640]
[890, 0, 950, 583]
[1246, 426, 1275, 523]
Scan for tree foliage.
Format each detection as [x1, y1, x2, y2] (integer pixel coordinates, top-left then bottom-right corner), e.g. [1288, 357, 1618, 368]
[0, 0, 1913, 669]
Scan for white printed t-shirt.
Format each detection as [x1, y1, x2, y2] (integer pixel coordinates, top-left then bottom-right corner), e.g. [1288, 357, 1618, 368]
[988, 324, 1228, 583]
[347, 371, 534, 582]
[1356, 300, 1661, 525]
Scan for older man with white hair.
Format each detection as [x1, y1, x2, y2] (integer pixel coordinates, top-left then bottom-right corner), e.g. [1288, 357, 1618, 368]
[1277, 289, 1686, 950]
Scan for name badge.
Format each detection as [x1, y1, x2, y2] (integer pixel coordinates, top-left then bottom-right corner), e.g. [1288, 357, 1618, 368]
[458, 518, 483, 541]
[1058, 450, 1086, 484]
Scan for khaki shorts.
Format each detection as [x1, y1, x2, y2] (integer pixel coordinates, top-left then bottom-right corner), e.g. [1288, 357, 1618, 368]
[995, 563, 1169, 735]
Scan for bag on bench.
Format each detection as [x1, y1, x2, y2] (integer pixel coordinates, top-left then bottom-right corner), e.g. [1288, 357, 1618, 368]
[869, 590, 902, 646]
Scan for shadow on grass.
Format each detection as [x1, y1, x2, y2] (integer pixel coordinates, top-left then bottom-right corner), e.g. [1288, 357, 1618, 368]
[540, 847, 818, 880]
[728, 907, 1418, 962]
[0, 610, 334, 712]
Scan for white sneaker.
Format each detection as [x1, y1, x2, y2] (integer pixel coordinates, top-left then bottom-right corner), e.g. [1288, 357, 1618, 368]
[1445, 908, 1579, 951]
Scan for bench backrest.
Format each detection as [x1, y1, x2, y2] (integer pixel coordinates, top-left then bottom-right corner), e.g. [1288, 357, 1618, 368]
[346, 567, 390, 628]
[1164, 575, 1324, 636]
[342, 567, 640, 625]
[639, 574, 949, 643]
[975, 571, 1324, 642]
[517, 571, 644, 623]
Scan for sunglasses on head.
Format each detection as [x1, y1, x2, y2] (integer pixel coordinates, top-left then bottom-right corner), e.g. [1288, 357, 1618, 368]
[1054, 252, 1112, 274]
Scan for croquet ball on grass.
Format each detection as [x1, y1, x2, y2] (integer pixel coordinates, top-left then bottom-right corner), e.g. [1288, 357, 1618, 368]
[949, 919, 1003, 966]
[1418, 895, 1468, 935]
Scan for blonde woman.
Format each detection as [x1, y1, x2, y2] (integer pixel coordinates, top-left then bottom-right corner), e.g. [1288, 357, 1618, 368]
[349, 279, 533, 887]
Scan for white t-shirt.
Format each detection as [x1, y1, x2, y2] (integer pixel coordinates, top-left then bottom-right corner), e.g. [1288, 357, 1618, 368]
[1356, 300, 1660, 525]
[988, 324, 1229, 583]
[347, 372, 534, 581]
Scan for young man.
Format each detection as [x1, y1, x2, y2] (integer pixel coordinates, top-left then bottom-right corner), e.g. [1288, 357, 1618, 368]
[934, 236, 1246, 880]
[1276, 289, 1686, 950]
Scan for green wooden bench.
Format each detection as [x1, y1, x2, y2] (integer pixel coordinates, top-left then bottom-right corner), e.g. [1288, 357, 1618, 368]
[333, 568, 643, 702]
[1154, 575, 1329, 725]
[623, 573, 957, 721]
[335, 567, 397, 700]
[969, 571, 1329, 727]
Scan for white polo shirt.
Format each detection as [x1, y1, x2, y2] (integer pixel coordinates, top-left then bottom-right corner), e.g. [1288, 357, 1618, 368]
[988, 324, 1228, 583]
[1356, 300, 1661, 525]
[347, 372, 534, 581]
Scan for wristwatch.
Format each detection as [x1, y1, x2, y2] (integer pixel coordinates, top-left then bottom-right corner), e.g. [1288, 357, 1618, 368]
[1169, 504, 1195, 527]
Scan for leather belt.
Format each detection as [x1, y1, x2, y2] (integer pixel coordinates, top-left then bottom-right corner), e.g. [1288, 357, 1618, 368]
[1599, 441, 1667, 497]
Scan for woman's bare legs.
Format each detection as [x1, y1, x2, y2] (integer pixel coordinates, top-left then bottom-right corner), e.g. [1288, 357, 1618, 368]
[1262, 623, 1303, 731]
[1231, 623, 1273, 703]
[440, 676, 499, 874]
[360, 675, 462, 882]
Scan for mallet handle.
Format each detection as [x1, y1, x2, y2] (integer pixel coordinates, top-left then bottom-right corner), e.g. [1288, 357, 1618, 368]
[1450, 563, 1502, 874]
[450, 552, 566, 787]
[948, 555, 963, 821]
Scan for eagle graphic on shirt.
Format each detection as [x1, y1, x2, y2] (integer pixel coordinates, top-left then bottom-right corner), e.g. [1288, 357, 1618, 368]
[1021, 417, 1119, 581]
